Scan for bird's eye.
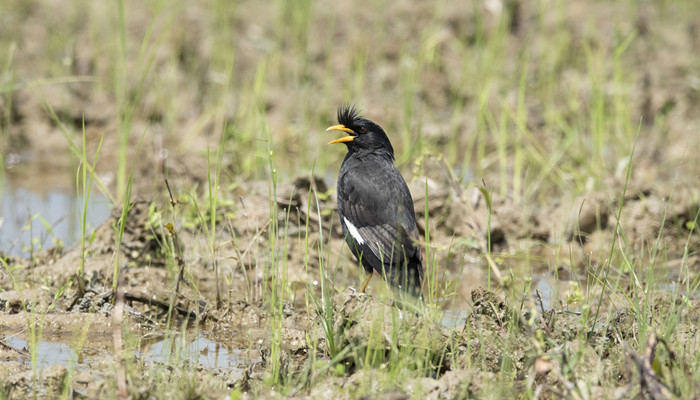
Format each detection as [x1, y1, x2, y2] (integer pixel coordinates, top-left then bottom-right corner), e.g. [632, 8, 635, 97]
[359, 126, 367, 134]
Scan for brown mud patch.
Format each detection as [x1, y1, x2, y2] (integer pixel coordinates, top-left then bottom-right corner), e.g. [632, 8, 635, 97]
[2, 0, 700, 398]
[1, 168, 698, 397]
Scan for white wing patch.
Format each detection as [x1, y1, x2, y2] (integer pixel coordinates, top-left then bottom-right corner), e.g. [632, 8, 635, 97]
[344, 217, 365, 245]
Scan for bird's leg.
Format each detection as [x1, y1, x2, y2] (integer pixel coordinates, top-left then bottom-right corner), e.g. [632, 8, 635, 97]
[360, 272, 373, 293]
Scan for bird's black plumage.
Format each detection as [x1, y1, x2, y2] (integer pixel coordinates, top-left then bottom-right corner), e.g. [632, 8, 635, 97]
[327, 104, 423, 297]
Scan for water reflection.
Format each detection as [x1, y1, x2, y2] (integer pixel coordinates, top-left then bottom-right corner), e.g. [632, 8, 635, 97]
[139, 334, 250, 371]
[0, 171, 111, 257]
[2, 335, 100, 367]
[3, 332, 254, 375]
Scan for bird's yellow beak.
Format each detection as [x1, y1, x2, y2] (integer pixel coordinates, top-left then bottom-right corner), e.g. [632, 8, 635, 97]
[326, 124, 355, 144]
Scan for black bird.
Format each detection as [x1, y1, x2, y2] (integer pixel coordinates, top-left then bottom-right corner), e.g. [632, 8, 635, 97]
[327, 105, 423, 297]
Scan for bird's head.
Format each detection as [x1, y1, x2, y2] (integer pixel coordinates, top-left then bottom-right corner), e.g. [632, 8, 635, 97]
[326, 104, 394, 160]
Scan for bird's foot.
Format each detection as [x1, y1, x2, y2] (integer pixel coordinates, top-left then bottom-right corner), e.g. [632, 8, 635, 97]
[347, 287, 368, 297]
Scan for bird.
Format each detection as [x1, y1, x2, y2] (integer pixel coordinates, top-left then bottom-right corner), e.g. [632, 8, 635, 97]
[327, 104, 423, 297]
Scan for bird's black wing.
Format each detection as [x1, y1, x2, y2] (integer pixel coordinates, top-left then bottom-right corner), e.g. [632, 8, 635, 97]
[337, 158, 423, 289]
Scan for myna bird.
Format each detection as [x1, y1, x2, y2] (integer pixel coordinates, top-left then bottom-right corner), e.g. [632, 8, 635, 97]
[327, 104, 423, 297]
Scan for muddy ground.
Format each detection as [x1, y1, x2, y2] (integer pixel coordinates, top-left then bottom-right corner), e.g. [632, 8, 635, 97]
[2, 0, 700, 399]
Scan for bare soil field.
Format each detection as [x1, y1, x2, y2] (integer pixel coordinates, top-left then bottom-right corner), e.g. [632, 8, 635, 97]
[1, 0, 699, 398]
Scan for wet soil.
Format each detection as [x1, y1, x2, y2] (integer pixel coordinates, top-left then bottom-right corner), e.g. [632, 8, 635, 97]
[2, 0, 700, 398]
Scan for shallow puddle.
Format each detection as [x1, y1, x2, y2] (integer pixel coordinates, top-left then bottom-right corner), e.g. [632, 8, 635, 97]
[532, 276, 556, 311]
[441, 309, 467, 328]
[138, 333, 255, 373]
[2, 332, 255, 376]
[3, 334, 104, 368]
[0, 170, 111, 257]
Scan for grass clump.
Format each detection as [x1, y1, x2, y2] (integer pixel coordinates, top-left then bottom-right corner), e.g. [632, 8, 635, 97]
[1, 0, 700, 398]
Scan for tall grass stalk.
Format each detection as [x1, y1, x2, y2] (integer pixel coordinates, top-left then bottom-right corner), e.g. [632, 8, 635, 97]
[115, 0, 129, 199]
[206, 144, 223, 308]
[0, 43, 15, 185]
[589, 125, 640, 335]
[266, 155, 283, 384]
[260, 89, 288, 384]
[76, 119, 104, 289]
[424, 177, 436, 303]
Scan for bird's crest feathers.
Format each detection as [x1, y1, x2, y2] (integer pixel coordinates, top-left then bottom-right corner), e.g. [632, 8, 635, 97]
[338, 104, 362, 127]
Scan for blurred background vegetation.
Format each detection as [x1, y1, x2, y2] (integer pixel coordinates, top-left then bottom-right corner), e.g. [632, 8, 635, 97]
[1, 0, 698, 205]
